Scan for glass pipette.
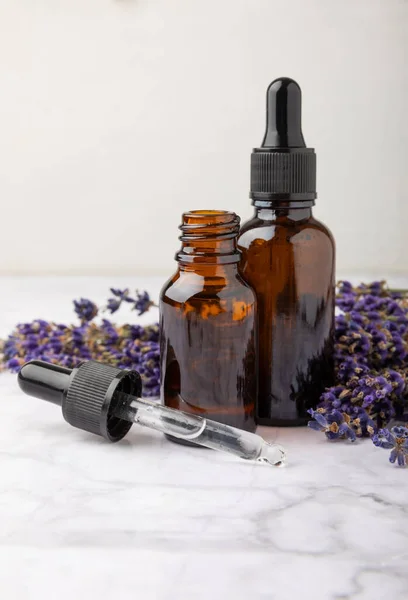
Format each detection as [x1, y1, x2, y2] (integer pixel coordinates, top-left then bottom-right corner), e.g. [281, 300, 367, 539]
[18, 360, 286, 467]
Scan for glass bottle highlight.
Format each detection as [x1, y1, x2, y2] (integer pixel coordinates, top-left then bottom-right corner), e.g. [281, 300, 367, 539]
[160, 210, 257, 440]
[238, 78, 335, 426]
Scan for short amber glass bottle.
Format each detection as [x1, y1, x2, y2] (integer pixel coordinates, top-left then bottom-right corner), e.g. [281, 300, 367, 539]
[238, 77, 335, 426]
[160, 210, 257, 442]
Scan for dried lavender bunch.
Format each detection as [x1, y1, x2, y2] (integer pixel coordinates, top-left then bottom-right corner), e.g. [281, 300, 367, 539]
[0, 289, 160, 397]
[308, 281, 408, 445]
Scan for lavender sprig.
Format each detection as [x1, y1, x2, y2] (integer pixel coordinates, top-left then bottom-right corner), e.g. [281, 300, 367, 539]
[1, 289, 160, 397]
[73, 298, 98, 323]
[133, 290, 155, 315]
[308, 407, 375, 442]
[106, 288, 156, 316]
[307, 408, 357, 442]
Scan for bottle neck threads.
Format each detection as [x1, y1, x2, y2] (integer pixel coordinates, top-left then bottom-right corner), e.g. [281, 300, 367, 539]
[177, 210, 241, 266]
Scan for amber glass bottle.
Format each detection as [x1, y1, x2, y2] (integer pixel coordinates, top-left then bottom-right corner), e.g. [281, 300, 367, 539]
[238, 78, 335, 426]
[160, 210, 257, 443]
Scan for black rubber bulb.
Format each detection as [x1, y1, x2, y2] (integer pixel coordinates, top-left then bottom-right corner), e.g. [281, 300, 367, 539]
[262, 77, 306, 149]
[18, 360, 72, 406]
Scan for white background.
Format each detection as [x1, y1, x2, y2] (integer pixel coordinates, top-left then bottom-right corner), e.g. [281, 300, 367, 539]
[0, 0, 406, 277]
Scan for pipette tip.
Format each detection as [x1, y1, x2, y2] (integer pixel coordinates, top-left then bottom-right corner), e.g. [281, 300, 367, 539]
[257, 442, 286, 467]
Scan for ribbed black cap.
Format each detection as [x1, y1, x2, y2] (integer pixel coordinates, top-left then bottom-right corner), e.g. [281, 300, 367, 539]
[250, 77, 316, 202]
[18, 360, 143, 442]
[63, 361, 142, 441]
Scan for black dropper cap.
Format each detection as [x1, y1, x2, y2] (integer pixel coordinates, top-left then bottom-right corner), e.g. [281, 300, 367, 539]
[18, 360, 142, 442]
[250, 77, 316, 202]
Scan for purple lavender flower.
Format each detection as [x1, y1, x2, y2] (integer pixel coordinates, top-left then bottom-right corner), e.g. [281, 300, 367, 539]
[387, 369, 405, 394]
[308, 409, 357, 442]
[372, 426, 408, 466]
[127, 324, 146, 340]
[73, 298, 98, 323]
[107, 298, 121, 314]
[106, 289, 155, 316]
[367, 281, 386, 295]
[106, 289, 134, 314]
[351, 408, 376, 437]
[133, 291, 155, 316]
[337, 281, 354, 295]
[110, 288, 131, 300]
[7, 357, 22, 371]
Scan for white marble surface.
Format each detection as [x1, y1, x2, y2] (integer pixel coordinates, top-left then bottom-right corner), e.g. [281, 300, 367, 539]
[1, 276, 408, 600]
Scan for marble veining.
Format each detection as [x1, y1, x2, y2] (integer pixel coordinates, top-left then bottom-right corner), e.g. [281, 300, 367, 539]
[1, 277, 408, 600]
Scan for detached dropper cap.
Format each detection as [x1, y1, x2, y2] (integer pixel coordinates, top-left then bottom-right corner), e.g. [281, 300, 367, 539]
[18, 360, 142, 442]
[250, 77, 316, 201]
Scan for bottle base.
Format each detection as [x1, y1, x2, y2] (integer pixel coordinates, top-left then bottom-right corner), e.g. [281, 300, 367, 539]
[257, 416, 309, 427]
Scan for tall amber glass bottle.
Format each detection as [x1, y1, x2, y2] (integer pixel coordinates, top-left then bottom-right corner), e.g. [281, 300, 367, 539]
[160, 210, 257, 443]
[238, 78, 335, 426]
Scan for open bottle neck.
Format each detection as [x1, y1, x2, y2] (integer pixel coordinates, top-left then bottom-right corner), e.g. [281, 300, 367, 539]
[176, 210, 241, 268]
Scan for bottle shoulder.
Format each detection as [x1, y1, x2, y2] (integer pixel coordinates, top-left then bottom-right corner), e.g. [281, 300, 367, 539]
[308, 216, 335, 244]
[238, 214, 335, 251]
[160, 269, 256, 305]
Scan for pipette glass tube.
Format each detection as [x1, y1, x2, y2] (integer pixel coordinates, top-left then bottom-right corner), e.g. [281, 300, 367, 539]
[17, 360, 286, 467]
[114, 393, 286, 466]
